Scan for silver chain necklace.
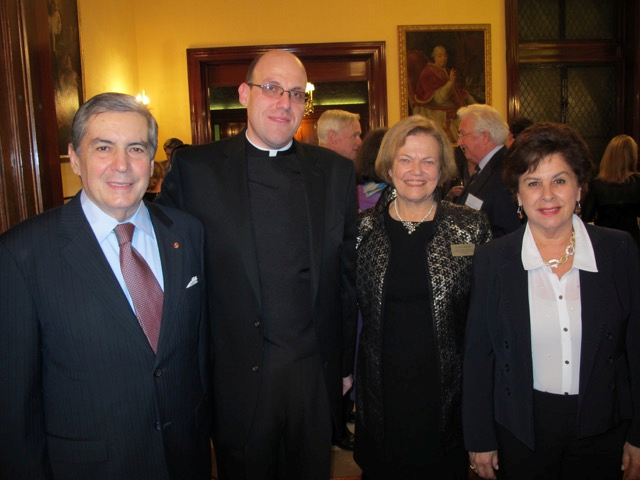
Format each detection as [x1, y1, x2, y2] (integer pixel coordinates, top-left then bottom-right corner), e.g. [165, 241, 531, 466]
[394, 197, 435, 234]
[544, 230, 576, 269]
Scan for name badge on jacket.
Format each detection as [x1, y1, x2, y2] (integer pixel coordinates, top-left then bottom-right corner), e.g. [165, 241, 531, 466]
[465, 193, 483, 211]
[451, 244, 476, 256]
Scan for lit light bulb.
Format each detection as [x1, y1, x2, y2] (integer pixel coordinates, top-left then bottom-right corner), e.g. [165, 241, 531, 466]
[304, 83, 315, 116]
[135, 90, 150, 105]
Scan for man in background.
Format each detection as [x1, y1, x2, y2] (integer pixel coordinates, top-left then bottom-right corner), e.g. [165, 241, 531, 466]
[455, 103, 521, 237]
[316, 108, 365, 451]
[161, 136, 184, 172]
[0, 93, 211, 479]
[157, 49, 357, 479]
[317, 109, 363, 162]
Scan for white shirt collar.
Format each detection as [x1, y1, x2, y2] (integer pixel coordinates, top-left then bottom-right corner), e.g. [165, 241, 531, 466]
[245, 132, 293, 157]
[80, 190, 154, 243]
[521, 214, 598, 272]
[478, 144, 503, 171]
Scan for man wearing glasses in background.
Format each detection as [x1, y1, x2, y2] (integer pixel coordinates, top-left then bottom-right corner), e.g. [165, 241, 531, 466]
[157, 49, 358, 479]
[455, 103, 521, 237]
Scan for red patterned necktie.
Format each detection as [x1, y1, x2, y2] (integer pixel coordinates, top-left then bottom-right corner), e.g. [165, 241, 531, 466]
[114, 223, 163, 353]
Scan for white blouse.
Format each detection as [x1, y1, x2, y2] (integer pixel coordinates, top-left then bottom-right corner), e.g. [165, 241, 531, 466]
[521, 215, 598, 395]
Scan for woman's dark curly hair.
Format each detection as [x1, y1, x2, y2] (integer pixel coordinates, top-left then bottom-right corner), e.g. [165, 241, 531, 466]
[504, 122, 594, 195]
[356, 128, 387, 183]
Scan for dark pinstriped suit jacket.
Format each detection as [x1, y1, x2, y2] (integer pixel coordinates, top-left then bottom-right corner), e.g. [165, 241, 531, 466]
[0, 194, 211, 479]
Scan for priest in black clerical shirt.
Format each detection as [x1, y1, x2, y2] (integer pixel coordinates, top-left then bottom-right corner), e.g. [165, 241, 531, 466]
[156, 49, 358, 479]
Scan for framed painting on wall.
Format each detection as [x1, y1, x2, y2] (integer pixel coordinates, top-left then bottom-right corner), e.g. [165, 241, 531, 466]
[48, 0, 84, 156]
[398, 24, 491, 144]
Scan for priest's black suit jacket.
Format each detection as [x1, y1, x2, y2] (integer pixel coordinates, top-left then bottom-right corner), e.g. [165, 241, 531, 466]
[156, 131, 358, 450]
[0, 194, 211, 479]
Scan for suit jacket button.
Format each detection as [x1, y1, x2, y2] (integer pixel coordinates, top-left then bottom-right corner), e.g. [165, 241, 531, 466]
[609, 382, 615, 390]
[607, 357, 614, 365]
[254, 320, 261, 327]
[504, 364, 510, 373]
[252, 365, 259, 372]
[154, 421, 162, 431]
[606, 332, 614, 340]
[154, 368, 162, 377]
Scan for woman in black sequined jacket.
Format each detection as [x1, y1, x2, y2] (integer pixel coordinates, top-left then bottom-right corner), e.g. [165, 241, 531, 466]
[353, 115, 492, 479]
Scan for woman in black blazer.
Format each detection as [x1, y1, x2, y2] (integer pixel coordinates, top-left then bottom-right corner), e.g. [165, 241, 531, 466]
[463, 122, 639, 479]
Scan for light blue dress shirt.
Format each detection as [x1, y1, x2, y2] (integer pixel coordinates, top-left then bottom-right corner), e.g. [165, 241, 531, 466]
[80, 191, 164, 314]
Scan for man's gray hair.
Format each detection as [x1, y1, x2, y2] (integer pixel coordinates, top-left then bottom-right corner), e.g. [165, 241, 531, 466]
[70, 92, 159, 157]
[317, 110, 360, 145]
[457, 104, 509, 145]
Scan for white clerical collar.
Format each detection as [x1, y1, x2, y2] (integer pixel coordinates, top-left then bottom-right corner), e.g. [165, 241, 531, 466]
[245, 134, 293, 157]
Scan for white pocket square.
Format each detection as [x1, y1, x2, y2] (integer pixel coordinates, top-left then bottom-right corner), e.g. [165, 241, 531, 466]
[186, 276, 199, 288]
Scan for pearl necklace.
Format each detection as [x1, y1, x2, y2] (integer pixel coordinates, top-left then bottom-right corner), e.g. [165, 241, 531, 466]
[394, 197, 435, 234]
[544, 231, 576, 269]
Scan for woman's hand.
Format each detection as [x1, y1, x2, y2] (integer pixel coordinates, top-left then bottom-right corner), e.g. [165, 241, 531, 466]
[622, 442, 640, 479]
[469, 451, 498, 480]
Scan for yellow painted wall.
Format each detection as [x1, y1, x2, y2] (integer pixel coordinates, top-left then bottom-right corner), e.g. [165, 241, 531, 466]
[77, 0, 506, 156]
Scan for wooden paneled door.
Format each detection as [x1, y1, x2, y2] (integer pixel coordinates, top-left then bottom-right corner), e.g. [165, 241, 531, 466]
[0, 0, 63, 233]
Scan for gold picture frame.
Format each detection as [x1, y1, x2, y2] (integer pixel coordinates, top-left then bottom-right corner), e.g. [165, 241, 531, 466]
[398, 24, 491, 143]
[48, 0, 84, 156]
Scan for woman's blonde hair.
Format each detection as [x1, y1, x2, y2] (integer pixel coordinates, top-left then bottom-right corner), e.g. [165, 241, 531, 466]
[596, 134, 639, 183]
[375, 115, 457, 186]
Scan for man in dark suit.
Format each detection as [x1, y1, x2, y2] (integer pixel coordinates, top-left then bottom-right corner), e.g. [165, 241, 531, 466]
[157, 49, 358, 479]
[455, 104, 521, 237]
[0, 93, 211, 479]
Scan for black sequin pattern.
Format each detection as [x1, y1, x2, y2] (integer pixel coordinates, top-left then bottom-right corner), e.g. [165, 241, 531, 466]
[355, 191, 492, 453]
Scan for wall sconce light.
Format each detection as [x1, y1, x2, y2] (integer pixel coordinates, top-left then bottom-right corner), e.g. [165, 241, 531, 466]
[305, 82, 315, 116]
[135, 90, 150, 105]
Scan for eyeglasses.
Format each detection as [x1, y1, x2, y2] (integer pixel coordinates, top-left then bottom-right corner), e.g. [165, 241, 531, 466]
[457, 130, 476, 138]
[247, 82, 309, 104]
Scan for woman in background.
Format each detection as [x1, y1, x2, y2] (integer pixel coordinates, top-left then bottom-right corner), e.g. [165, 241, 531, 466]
[348, 127, 389, 427]
[144, 161, 165, 202]
[463, 123, 639, 480]
[582, 134, 639, 245]
[355, 115, 491, 479]
[355, 127, 388, 211]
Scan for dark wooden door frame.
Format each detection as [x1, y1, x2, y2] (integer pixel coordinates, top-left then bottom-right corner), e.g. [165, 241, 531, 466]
[186, 42, 388, 145]
[1, 0, 63, 232]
